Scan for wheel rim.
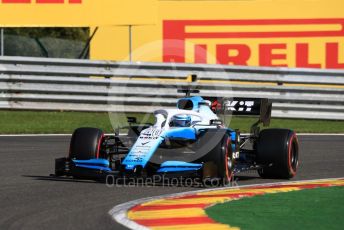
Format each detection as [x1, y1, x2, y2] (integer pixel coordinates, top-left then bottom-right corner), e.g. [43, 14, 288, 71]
[290, 139, 298, 171]
[227, 157, 232, 171]
[224, 137, 233, 181]
[288, 134, 299, 175]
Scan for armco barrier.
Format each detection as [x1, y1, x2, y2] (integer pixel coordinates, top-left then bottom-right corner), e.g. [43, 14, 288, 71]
[0, 56, 343, 120]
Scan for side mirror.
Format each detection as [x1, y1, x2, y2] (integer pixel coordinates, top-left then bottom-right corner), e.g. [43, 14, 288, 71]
[210, 119, 223, 125]
[127, 117, 137, 124]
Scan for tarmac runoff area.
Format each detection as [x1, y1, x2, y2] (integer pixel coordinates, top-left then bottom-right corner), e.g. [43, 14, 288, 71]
[0, 135, 343, 230]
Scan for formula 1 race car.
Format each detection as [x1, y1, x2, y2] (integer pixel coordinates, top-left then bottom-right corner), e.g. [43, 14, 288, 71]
[54, 89, 299, 185]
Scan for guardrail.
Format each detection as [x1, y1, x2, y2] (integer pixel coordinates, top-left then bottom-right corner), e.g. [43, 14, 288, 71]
[0, 56, 344, 120]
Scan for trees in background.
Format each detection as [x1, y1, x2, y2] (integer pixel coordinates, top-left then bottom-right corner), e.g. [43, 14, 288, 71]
[2, 28, 89, 58]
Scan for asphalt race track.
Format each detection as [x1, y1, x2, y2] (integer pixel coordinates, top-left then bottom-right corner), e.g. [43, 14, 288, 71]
[0, 135, 343, 230]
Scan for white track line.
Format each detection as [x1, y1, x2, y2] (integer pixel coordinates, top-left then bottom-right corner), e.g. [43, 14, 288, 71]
[0, 134, 72, 137]
[109, 177, 344, 230]
[0, 133, 126, 137]
[298, 133, 344, 136]
[0, 133, 343, 137]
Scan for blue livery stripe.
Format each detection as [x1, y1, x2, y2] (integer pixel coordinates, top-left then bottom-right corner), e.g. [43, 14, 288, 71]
[74, 164, 111, 171]
[157, 167, 201, 173]
[73, 159, 109, 167]
[160, 161, 202, 168]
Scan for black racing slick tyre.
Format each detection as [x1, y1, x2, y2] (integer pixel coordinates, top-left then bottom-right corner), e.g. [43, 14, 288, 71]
[69, 127, 104, 160]
[256, 129, 299, 179]
[217, 133, 234, 185]
[202, 132, 234, 186]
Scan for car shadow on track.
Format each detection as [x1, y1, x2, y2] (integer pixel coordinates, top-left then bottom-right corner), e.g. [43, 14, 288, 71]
[235, 175, 261, 181]
[22, 175, 101, 184]
[22, 174, 203, 187]
[22, 174, 262, 188]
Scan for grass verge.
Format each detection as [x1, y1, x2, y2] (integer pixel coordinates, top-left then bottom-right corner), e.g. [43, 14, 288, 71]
[206, 186, 344, 230]
[0, 110, 343, 134]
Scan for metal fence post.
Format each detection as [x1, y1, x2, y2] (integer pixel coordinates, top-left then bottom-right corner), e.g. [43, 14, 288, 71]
[129, 25, 132, 62]
[0, 28, 4, 56]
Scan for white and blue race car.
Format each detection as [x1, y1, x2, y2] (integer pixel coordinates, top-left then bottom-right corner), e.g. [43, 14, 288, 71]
[55, 92, 299, 185]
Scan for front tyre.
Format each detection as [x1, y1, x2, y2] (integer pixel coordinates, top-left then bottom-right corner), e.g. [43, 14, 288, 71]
[202, 132, 234, 186]
[256, 129, 299, 179]
[218, 133, 234, 185]
[69, 127, 104, 160]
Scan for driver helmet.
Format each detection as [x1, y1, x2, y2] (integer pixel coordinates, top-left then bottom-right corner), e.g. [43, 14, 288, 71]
[171, 114, 192, 127]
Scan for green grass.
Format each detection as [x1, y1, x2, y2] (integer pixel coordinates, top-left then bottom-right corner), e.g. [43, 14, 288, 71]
[229, 116, 344, 133]
[0, 110, 343, 134]
[206, 186, 344, 230]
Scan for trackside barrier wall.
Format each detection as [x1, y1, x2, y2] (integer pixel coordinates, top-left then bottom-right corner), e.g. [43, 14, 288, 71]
[0, 56, 343, 120]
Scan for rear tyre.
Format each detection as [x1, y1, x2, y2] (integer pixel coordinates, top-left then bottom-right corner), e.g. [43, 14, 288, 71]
[256, 129, 299, 179]
[69, 127, 104, 160]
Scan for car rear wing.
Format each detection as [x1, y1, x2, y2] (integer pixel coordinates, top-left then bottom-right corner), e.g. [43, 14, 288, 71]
[204, 97, 272, 127]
